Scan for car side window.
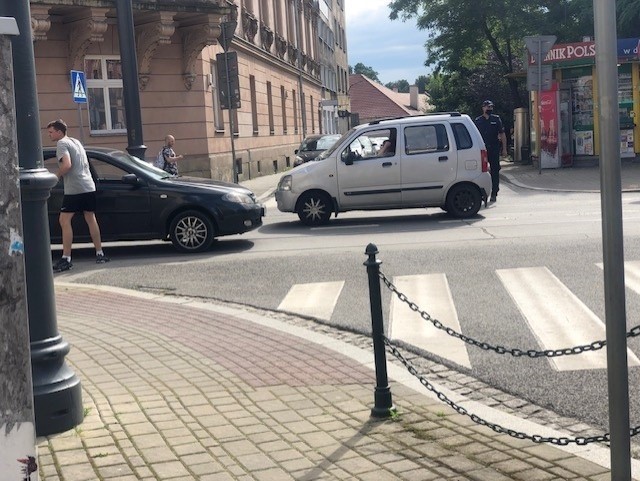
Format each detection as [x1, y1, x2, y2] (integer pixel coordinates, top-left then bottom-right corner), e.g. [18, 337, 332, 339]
[404, 124, 449, 155]
[91, 158, 129, 182]
[451, 123, 473, 150]
[342, 128, 396, 162]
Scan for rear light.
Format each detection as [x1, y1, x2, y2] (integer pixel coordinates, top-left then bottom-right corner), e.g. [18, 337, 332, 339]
[481, 149, 489, 172]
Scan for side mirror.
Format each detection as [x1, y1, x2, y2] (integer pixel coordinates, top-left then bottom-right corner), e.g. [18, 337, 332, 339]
[122, 173, 141, 186]
[342, 151, 354, 165]
[294, 149, 299, 154]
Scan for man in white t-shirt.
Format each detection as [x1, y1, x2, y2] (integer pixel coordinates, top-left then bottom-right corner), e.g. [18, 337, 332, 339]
[46, 119, 110, 272]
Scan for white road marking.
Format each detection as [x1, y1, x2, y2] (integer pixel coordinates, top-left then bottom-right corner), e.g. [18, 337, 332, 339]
[611, 261, 640, 295]
[389, 274, 471, 369]
[497, 266, 640, 371]
[277, 281, 345, 321]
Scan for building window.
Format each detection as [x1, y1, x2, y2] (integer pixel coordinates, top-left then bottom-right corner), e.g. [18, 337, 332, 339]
[211, 62, 224, 132]
[267, 82, 274, 135]
[281, 85, 287, 134]
[85, 56, 126, 133]
[250, 75, 258, 135]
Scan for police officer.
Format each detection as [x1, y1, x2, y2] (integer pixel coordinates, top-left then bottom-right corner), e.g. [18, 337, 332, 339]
[475, 100, 507, 202]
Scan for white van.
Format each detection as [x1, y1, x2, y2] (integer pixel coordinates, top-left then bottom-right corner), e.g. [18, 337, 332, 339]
[275, 113, 492, 225]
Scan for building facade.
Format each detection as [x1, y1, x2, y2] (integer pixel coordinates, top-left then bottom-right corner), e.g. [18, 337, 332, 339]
[316, 0, 348, 134]
[528, 38, 640, 167]
[29, 0, 346, 181]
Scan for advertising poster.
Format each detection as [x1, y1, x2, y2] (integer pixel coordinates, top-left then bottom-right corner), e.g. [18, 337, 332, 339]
[621, 129, 635, 158]
[574, 130, 594, 156]
[539, 87, 561, 168]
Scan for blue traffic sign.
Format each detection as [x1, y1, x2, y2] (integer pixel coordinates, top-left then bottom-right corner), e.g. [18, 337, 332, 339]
[70, 70, 87, 103]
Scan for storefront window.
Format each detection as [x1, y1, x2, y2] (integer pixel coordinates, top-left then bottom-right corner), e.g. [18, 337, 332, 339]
[564, 66, 594, 155]
[619, 64, 635, 157]
[85, 56, 126, 134]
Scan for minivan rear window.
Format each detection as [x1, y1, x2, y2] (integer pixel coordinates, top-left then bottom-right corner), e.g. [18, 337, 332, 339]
[451, 123, 473, 150]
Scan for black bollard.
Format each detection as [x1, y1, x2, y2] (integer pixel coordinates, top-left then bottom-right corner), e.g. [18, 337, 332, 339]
[364, 243, 394, 418]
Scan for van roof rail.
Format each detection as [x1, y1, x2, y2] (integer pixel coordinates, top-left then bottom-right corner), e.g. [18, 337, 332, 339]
[366, 112, 462, 126]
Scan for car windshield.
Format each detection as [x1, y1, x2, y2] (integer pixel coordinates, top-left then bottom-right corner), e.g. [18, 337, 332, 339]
[316, 130, 353, 160]
[300, 134, 341, 152]
[110, 150, 174, 179]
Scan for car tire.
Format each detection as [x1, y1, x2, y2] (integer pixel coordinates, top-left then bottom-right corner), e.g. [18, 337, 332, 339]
[169, 210, 215, 253]
[297, 192, 332, 226]
[445, 184, 482, 219]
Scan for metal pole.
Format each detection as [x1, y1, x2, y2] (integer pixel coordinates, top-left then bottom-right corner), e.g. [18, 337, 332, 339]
[537, 40, 542, 175]
[221, 25, 238, 184]
[115, 0, 147, 159]
[294, 0, 306, 139]
[364, 243, 394, 418]
[1, 0, 83, 436]
[594, 1, 631, 478]
[77, 103, 85, 145]
[0, 18, 38, 477]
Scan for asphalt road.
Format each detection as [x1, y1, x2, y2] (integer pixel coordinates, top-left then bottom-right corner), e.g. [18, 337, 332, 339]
[54, 181, 640, 436]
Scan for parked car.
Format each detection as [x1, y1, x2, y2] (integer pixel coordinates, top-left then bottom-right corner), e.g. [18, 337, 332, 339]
[294, 134, 342, 166]
[43, 147, 265, 253]
[276, 112, 491, 225]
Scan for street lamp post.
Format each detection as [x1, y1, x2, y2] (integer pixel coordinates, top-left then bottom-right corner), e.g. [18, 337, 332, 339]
[0, 0, 83, 436]
[115, 0, 147, 160]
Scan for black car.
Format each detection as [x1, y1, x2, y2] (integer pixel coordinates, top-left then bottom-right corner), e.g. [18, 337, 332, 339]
[44, 147, 264, 253]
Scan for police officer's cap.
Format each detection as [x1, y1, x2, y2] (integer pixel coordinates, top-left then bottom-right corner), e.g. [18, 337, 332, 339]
[482, 100, 494, 107]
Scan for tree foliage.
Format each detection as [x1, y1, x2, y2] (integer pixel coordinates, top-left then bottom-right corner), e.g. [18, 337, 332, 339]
[385, 79, 410, 92]
[415, 75, 430, 93]
[351, 63, 381, 83]
[387, 0, 599, 110]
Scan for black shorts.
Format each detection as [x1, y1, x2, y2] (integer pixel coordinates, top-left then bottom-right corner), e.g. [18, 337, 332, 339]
[61, 192, 97, 213]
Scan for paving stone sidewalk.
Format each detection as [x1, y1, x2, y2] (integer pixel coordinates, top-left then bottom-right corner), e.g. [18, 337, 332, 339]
[500, 161, 640, 193]
[36, 284, 619, 481]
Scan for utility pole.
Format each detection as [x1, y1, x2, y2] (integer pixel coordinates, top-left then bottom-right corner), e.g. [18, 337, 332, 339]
[0, 16, 38, 479]
[593, 0, 632, 478]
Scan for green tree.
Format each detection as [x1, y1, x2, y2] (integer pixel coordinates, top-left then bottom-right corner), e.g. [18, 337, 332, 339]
[388, 0, 593, 108]
[351, 63, 381, 83]
[414, 75, 430, 93]
[385, 79, 410, 92]
[618, 0, 640, 37]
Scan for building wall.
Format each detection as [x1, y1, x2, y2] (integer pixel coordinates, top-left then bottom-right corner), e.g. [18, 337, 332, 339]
[31, 0, 326, 182]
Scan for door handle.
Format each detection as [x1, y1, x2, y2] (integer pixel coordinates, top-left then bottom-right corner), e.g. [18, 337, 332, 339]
[382, 162, 392, 167]
[438, 156, 448, 161]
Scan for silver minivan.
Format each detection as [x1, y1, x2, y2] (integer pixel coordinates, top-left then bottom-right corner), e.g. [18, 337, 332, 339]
[276, 113, 492, 225]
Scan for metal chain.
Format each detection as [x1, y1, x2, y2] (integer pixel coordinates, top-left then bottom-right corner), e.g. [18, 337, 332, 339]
[383, 336, 640, 445]
[379, 270, 640, 358]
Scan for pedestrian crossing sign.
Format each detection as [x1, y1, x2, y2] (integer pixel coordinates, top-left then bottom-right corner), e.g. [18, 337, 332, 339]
[70, 70, 87, 103]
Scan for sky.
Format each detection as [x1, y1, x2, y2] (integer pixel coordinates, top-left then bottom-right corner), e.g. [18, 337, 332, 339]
[345, 0, 432, 85]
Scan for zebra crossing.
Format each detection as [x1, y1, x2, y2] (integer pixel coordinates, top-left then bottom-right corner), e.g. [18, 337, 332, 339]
[278, 263, 640, 372]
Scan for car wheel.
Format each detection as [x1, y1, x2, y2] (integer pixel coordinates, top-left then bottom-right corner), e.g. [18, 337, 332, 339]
[169, 210, 215, 253]
[445, 184, 482, 219]
[297, 192, 332, 226]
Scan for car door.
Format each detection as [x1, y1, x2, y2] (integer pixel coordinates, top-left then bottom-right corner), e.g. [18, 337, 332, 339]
[336, 128, 402, 209]
[89, 156, 152, 239]
[400, 123, 458, 206]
